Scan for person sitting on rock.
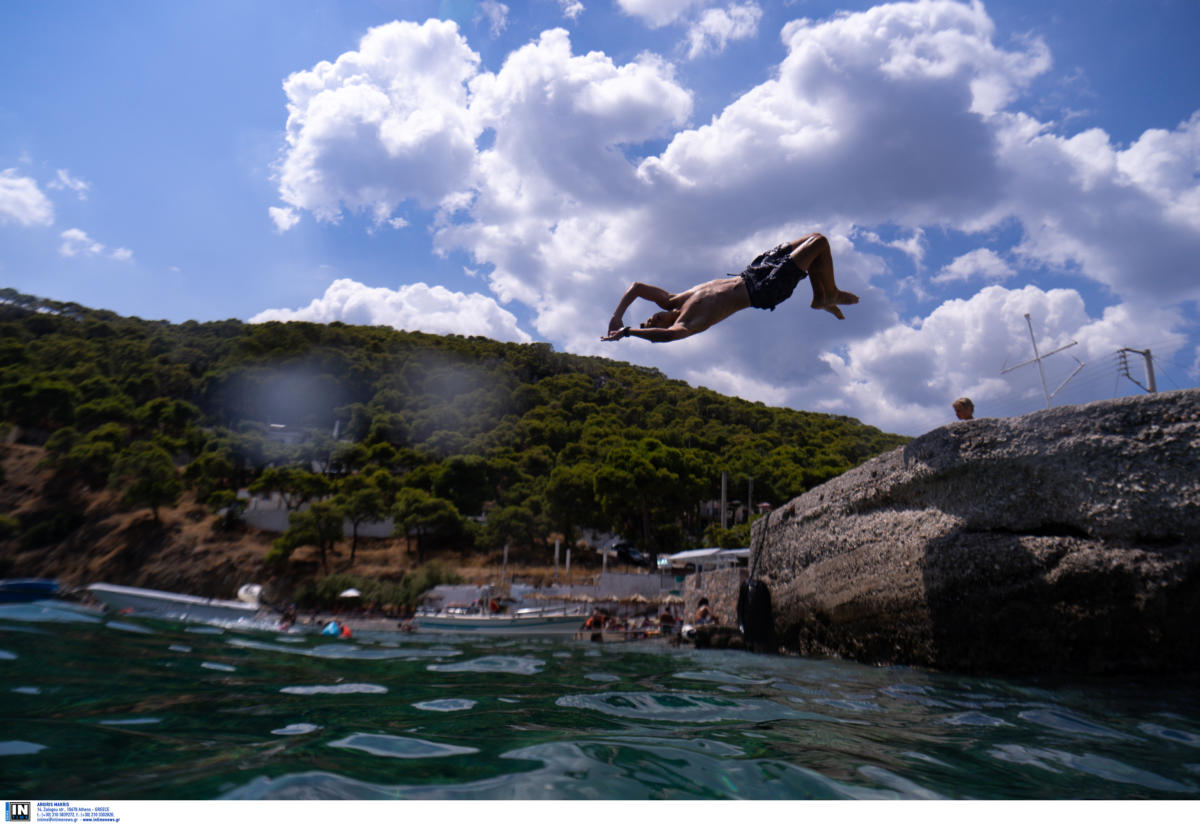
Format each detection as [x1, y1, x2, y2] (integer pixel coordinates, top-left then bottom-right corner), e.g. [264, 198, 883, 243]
[695, 597, 718, 625]
[953, 397, 974, 420]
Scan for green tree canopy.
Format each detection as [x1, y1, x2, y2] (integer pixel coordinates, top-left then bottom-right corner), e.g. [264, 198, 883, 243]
[109, 441, 182, 522]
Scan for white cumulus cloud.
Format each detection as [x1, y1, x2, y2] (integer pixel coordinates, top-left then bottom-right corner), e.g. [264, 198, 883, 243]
[996, 111, 1200, 304]
[249, 278, 532, 343]
[269, 206, 300, 232]
[58, 228, 133, 261]
[0, 169, 54, 227]
[933, 248, 1012, 283]
[685, 3, 762, 59]
[59, 228, 104, 257]
[478, 1, 509, 38]
[46, 169, 90, 200]
[273, 19, 481, 226]
[617, 0, 705, 29]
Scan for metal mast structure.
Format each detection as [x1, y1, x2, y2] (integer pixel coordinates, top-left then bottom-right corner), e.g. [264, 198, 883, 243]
[1000, 313, 1085, 409]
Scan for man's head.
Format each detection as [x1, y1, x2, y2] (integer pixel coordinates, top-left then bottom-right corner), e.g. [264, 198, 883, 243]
[953, 397, 974, 420]
[641, 309, 679, 329]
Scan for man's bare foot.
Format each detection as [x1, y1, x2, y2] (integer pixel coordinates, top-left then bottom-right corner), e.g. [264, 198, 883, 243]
[811, 290, 859, 319]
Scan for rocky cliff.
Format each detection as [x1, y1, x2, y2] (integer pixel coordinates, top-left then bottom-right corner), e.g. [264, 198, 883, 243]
[747, 388, 1200, 675]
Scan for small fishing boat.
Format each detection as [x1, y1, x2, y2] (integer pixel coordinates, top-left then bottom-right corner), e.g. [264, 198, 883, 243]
[412, 605, 587, 635]
[0, 578, 60, 603]
[86, 582, 269, 625]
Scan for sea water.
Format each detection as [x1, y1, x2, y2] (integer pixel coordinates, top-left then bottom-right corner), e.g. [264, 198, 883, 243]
[2, 600, 1198, 800]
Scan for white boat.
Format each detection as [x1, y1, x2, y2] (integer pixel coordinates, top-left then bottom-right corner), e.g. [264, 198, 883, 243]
[86, 582, 270, 626]
[412, 605, 586, 635]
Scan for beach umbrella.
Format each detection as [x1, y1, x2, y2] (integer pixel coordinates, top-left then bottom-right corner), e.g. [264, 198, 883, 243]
[339, 588, 362, 598]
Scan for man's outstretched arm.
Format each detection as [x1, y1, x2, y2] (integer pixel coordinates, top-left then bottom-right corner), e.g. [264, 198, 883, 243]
[608, 282, 673, 334]
[602, 323, 694, 343]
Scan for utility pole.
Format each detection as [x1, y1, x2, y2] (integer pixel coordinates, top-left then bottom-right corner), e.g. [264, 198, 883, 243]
[720, 471, 728, 530]
[1117, 348, 1157, 393]
[1001, 313, 1085, 408]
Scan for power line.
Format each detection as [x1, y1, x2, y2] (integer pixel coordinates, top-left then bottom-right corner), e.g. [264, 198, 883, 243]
[1117, 348, 1156, 393]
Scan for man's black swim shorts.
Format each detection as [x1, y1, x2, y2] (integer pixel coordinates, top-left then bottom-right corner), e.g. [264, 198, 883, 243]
[735, 244, 808, 311]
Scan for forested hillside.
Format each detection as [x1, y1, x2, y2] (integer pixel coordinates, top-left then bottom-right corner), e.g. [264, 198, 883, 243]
[0, 288, 908, 576]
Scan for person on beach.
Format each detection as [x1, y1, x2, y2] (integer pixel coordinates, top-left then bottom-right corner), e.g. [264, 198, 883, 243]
[602, 233, 858, 343]
[695, 597, 718, 625]
[953, 397, 974, 420]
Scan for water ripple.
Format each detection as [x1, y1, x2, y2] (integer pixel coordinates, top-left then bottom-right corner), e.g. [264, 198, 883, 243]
[329, 733, 478, 759]
[229, 638, 460, 660]
[556, 691, 803, 723]
[271, 723, 321, 736]
[1138, 723, 1200, 747]
[0, 603, 102, 624]
[990, 745, 1195, 793]
[857, 765, 944, 799]
[428, 656, 544, 675]
[942, 711, 1012, 727]
[222, 740, 901, 800]
[280, 683, 387, 695]
[674, 670, 770, 685]
[413, 698, 477, 712]
[1018, 708, 1134, 740]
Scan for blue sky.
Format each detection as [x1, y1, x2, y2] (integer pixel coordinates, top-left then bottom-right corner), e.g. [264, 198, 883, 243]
[2, 0, 1198, 435]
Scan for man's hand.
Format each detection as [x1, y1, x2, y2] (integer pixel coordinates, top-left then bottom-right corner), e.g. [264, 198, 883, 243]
[607, 314, 624, 335]
[601, 326, 630, 342]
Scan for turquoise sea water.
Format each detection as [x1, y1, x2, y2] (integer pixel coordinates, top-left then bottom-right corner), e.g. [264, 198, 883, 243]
[2, 599, 1199, 800]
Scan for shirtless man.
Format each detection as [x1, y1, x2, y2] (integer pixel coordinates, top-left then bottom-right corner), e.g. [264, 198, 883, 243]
[602, 233, 858, 343]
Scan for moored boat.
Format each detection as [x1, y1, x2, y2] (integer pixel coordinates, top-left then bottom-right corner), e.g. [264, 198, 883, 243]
[412, 605, 586, 635]
[0, 578, 60, 603]
[86, 582, 270, 626]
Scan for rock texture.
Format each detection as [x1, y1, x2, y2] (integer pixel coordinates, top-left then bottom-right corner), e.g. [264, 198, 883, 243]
[749, 388, 1200, 675]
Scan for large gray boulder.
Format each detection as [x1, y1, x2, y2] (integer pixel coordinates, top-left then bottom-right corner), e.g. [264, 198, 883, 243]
[748, 388, 1200, 675]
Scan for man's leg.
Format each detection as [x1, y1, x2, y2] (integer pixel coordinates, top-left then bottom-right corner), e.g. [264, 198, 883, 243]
[787, 233, 859, 319]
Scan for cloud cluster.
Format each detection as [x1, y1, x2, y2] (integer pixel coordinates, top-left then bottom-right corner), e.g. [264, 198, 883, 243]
[59, 228, 133, 262]
[248, 278, 531, 343]
[997, 112, 1200, 304]
[558, 0, 585, 21]
[0, 169, 54, 227]
[2, 167, 134, 263]
[933, 248, 1011, 283]
[47, 169, 90, 200]
[266, 1, 1199, 433]
[274, 19, 481, 225]
[618, 0, 761, 58]
[684, 3, 763, 59]
[815, 284, 1187, 433]
[478, 1, 509, 38]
